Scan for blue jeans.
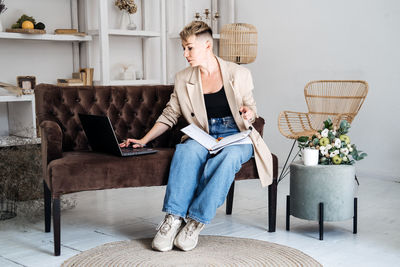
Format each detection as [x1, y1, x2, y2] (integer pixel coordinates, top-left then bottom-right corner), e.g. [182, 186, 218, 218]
[162, 116, 254, 224]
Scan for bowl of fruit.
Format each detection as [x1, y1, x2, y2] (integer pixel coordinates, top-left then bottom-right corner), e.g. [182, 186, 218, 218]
[6, 14, 46, 34]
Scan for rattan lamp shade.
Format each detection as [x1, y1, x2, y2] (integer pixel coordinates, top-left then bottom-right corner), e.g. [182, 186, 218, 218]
[219, 23, 258, 64]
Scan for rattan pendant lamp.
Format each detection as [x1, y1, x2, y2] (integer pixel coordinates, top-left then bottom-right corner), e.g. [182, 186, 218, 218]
[219, 23, 258, 64]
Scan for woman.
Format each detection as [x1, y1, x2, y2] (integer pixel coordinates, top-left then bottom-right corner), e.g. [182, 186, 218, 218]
[120, 21, 273, 252]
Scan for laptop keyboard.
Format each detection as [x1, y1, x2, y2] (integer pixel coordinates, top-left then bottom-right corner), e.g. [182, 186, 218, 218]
[120, 147, 155, 156]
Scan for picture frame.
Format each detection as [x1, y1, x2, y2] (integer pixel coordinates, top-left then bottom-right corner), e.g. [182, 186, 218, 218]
[17, 76, 36, 90]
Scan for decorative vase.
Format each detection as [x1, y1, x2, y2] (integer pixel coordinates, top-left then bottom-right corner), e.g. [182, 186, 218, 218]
[120, 70, 135, 80]
[127, 14, 137, 30]
[119, 12, 137, 30]
[119, 11, 129, 30]
[302, 148, 319, 166]
[135, 70, 143, 80]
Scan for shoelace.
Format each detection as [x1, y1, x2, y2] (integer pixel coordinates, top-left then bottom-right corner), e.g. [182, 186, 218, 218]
[184, 220, 200, 237]
[156, 216, 174, 235]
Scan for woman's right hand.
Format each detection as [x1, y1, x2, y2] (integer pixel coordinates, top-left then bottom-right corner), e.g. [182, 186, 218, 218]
[119, 138, 146, 148]
[119, 122, 169, 149]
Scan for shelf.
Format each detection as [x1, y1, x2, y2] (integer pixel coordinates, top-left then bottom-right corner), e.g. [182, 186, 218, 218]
[0, 94, 34, 103]
[168, 33, 220, 39]
[0, 94, 37, 141]
[109, 79, 161, 86]
[0, 136, 41, 147]
[89, 29, 160, 37]
[0, 32, 92, 42]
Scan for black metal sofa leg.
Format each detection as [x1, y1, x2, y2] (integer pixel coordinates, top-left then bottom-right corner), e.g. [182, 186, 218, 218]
[43, 181, 51, 233]
[226, 181, 235, 215]
[268, 179, 278, 232]
[53, 198, 61, 256]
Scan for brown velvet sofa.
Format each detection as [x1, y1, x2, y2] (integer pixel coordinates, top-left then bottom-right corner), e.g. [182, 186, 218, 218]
[35, 83, 278, 256]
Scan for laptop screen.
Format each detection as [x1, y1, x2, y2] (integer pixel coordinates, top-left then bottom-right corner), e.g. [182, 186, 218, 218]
[78, 114, 122, 156]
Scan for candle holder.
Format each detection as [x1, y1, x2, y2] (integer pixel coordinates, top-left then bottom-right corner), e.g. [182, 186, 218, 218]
[193, 8, 220, 33]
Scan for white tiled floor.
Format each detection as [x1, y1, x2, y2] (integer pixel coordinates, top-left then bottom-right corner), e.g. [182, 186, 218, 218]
[0, 172, 399, 267]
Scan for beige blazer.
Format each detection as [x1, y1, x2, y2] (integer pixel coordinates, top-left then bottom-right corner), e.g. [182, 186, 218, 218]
[156, 57, 273, 187]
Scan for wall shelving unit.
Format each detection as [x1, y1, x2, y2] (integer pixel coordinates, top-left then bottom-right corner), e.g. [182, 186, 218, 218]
[0, 0, 91, 146]
[86, 0, 166, 86]
[0, 0, 236, 146]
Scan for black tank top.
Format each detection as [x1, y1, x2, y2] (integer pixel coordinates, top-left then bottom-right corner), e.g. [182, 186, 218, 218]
[204, 86, 233, 119]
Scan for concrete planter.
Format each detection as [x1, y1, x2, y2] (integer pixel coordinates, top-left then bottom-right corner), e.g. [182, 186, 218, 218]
[290, 161, 356, 221]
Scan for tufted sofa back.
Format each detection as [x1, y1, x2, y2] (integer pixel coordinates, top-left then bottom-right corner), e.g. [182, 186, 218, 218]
[35, 84, 187, 151]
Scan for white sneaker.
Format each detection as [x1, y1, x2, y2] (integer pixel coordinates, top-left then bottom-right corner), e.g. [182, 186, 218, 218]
[152, 214, 183, 252]
[174, 218, 205, 251]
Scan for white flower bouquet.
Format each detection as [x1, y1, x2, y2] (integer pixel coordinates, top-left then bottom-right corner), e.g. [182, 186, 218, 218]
[297, 119, 367, 165]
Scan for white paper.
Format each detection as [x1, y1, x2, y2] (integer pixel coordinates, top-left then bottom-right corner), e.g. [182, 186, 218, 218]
[181, 124, 217, 149]
[211, 130, 251, 150]
[181, 123, 252, 154]
[209, 136, 252, 154]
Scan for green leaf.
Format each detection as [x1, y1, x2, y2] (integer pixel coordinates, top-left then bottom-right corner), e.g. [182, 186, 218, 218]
[313, 138, 319, 145]
[339, 120, 351, 134]
[323, 118, 332, 129]
[328, 131, 335, 141]
[297, 136, 309, 143]
[356, 152, 368, 161]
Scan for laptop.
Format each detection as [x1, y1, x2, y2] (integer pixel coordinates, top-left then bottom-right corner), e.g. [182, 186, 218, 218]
[78, 113, 157, 157]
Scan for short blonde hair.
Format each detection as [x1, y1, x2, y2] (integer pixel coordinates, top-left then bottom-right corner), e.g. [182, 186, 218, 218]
[179, 21, 213, 42]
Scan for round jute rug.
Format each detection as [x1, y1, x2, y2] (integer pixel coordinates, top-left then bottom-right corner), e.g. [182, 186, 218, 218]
[61, 235, 322, 267]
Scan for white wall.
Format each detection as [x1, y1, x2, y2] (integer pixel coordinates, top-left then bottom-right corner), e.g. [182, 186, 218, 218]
[236, 0, 400, 178]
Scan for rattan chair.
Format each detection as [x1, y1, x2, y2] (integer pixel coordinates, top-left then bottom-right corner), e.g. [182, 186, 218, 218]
[277, 80, 368, 182]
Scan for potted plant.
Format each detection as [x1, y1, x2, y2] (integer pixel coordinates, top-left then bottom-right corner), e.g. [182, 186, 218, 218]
[297, 118, 367, 166]
[289, 119, 368, 223]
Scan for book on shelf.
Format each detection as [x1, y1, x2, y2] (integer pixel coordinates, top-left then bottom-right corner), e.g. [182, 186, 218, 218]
[180, 123, 252, 154]
[57, 68, 93, 87]
[72, 72, 81, 79]
[57, 78, 84, 86]
[79, 68, 94, 86]
[55, 29, 78, 34]
[54, 29, 87, 36]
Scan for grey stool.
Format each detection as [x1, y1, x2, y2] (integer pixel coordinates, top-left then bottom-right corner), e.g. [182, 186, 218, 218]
[286, 161, 358, 240]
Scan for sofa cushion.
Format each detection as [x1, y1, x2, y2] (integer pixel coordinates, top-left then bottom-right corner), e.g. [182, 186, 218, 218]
[48, 148, 174, 196]
[47, 147, 260, 197]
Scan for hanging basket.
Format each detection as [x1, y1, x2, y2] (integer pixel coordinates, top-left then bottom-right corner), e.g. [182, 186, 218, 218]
[219, 23, 258, 64]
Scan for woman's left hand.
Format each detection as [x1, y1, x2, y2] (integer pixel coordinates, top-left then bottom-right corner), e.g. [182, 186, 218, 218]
[239, 106, 254, 121]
